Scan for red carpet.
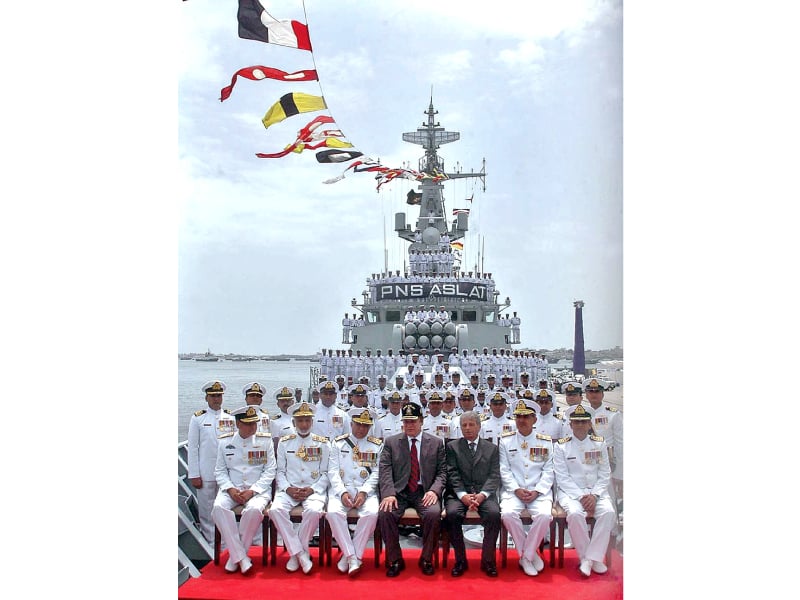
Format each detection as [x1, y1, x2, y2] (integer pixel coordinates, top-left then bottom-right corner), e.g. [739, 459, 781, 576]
[179, 546, 623, 600]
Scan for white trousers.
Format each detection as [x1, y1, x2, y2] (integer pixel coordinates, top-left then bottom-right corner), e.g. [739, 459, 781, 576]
[500, 493, 553, 562]
[269, 492, 325, 557]
[196, 478, 219, 543]
[558, 494, 616, 563]
[211, 492, 269, 564]
[325, 494, 379, 560]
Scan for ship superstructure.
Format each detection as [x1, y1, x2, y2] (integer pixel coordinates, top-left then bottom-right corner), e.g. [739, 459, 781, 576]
[344, 99, 520, 355]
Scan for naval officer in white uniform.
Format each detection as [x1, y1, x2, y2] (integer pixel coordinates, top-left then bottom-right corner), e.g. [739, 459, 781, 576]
[187, 380, 236, 543]
[326, 408, 383, 576]
[211, 405, 276, 574]
[498, 398, 554, 577]
[269, 402, 331, 574]
[553, 405, 616, 578]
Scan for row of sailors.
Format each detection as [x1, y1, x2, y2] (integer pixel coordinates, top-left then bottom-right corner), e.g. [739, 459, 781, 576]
[319, 349, 549, 385]
[408, 248, 456, 274]
[190, 378, 620, 548]
[368, 270, 495, 285]
[213, 379, 619, 463]
[404, 305, 451, 323]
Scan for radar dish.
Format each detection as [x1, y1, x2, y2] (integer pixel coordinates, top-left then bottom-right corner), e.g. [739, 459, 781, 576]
[402, 131, 460, 146]
[422, 226, 440, 245]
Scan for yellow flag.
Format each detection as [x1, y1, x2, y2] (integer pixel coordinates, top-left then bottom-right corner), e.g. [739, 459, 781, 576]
[262, 93, 327, 129]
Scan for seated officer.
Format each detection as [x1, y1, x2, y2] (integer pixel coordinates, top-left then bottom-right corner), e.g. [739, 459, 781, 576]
[326, 408, 383, 577]
[553, 405, 616, 578]
[269, 402, 330, 574]
[211, 406, 276, 575]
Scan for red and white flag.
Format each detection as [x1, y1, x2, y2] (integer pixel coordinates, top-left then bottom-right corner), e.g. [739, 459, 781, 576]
[220, 66, 318, 102]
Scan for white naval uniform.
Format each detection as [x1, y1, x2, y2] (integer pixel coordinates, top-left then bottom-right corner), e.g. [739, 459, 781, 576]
[422, 412, 452, 441]
[270, 432, 331, 557]
[588, 402, 623, 480]
[480, 414, 516, 445]
[312, 403, 351, 440]
[269, 411, 296, 440]
[187, 408, 236, 542]
[326, 433, 383, 561]
[498, 430, 555, 563]
[375, 411, 403, 439]
[212, 431, 276, 566]
[535, 411, 565, 441]
[553, 434, 615, 565]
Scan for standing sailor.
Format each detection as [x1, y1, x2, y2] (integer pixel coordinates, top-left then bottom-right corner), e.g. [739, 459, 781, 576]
[269, 386, 297, 443]
[241, 382, 271, 437]
[187, 380, 236, 543]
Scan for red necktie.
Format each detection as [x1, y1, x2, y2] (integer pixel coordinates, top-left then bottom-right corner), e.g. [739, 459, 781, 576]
[408, 438, 420, 493]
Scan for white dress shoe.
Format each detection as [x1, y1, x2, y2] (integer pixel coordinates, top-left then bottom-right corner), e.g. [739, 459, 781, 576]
[530, 552, 544, 572]
[286, 555, 299, 572]
[592, 560, 608, 574]
[519, 557, 539, 577]
[239, 557, 253, 574]
[298, 550, 313, 574]
[337, 553, 349, 573]
[224, 557, 238, 573]
[348, 556, 362, 577]
[579, 559, 592, 577]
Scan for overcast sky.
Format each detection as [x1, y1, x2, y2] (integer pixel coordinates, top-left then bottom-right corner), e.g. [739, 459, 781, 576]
[178, 0, 623, 355]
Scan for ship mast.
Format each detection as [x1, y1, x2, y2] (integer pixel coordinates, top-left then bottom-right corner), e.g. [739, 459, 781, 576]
[397, 97, 486, 248]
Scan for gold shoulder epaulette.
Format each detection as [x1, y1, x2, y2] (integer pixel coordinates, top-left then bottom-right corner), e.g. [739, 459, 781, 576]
[606, 406, 618, 412]
[224, 409, 232, 414]
[480, 413, 489, 420]
[367, 436, 383, 445]
[335, 433, 349, 441]
[312, 434, 330, 443]
[501, 430, 515, 437]
[255, 432, 270, 438]
[280, 433, 296, 442]
[554, 412, 565, 420]
[557, 436, 571, 444]
[271, 413, 282, 420]
[536, 433, 552, 441]
[194, 409, 206, 417]
[218, 432, 234, 439]
[443, 414, 452, 420]
[590, 434, 604, 442]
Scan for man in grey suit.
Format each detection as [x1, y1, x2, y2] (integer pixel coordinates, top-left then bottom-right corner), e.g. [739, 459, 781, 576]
[443, 411, 501, 577]
[378, 402, 447, 577]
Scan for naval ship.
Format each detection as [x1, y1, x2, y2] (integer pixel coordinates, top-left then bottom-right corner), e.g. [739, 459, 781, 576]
[338, 99, 517, 359]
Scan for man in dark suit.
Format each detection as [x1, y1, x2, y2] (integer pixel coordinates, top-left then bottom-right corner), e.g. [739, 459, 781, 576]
[443, 410, 501, 577]
[378, 402, 447, 577]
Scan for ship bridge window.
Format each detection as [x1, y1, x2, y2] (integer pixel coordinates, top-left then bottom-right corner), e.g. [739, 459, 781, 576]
[385, 310, 402, 322]
[366, 311, 380, 324]
[462, 310, 477, 322]
[484, 310, 496, 322]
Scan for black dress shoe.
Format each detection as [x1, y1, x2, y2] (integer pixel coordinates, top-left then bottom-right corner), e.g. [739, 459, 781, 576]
[386, 559, 406, 577]
[481, 564, 498, 577]
[420, 560, 435, 576]
[451, 561, 468, 577]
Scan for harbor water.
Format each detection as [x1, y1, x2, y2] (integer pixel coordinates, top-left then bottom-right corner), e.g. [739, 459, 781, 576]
[178, 359, 316, 442]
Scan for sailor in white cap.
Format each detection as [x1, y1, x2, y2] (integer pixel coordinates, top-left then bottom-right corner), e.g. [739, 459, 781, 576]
[498, 398, 553, 577]
[314, 381, 351, 439]
[583, 378, 623, 486]
[421, 391, 452, 440]
[481, 392, 516, 444]
[560, 382, 589, 438]
[369, 374, 390, 416]
[376, 391, 406, 438]
[241, 382, 271, 437]
[211, 405, 276, 574]
[270, 402, 330, 574]
[349, 384, 380, 437]
[269, 386, 297, 442]
[187, 380, 235, 543]
[531, 388, 563, 440]
[553, 405, 615, 577]
[326, 408, 384, 576]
